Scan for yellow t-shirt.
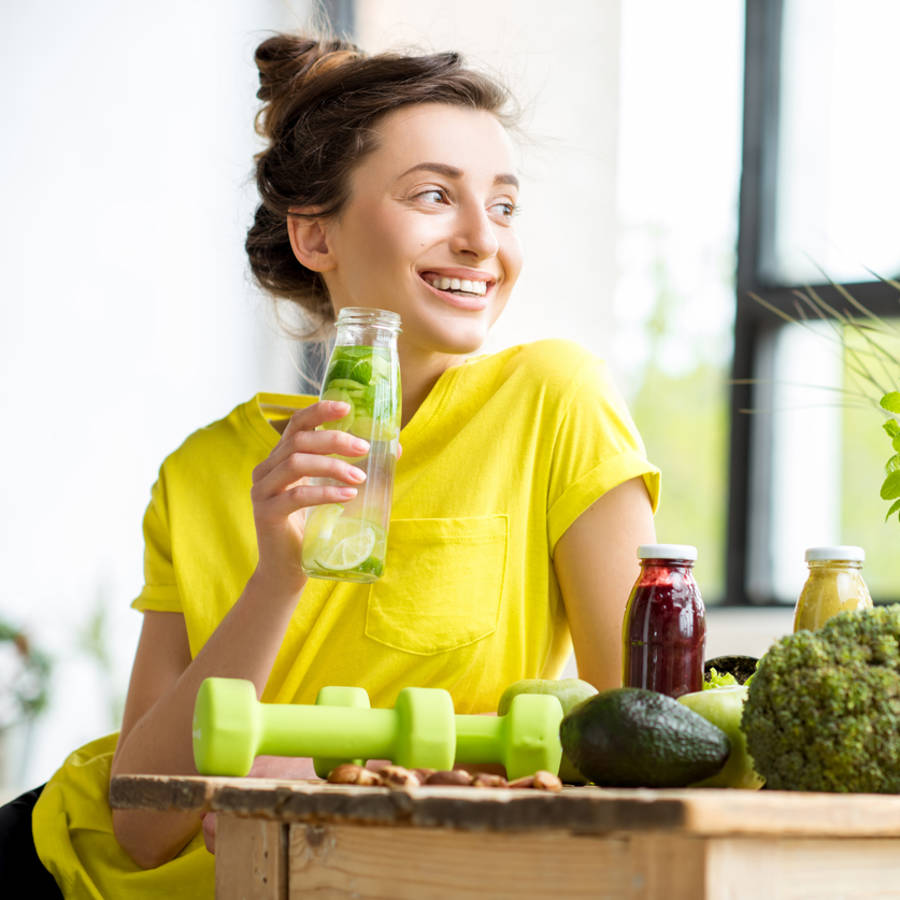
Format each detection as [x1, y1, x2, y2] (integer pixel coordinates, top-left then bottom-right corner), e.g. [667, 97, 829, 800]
[34, 339, 659, 897]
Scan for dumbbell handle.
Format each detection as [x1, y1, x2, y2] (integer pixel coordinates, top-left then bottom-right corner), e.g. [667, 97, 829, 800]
[454, 715, 507, 763]
[255, 705, 399, 760]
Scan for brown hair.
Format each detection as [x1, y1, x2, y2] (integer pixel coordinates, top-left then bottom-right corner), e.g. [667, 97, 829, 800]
[245, 34, 515, 331]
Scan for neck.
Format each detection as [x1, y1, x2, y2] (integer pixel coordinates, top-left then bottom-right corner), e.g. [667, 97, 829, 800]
[398, 345, 459, 429]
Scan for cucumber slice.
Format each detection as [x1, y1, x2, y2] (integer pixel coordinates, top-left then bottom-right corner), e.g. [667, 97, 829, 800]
[325, 378, 367, 395]
[320, 388, 354, 431]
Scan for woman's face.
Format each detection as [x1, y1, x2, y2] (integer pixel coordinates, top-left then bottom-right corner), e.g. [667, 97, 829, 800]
[320, 103, 523, 359]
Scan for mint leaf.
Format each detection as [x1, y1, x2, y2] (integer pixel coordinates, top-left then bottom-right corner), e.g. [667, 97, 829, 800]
[886, 498, 900, 522]
[880, 471, 900, 500]
[880, 392, 900, 414]
[885, 419, 900, 438]
[887, 454, 900, 475]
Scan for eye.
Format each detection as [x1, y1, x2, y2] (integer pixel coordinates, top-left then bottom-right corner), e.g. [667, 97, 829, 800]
[413, 187, 449, 205]
[489, 199, 519, 221]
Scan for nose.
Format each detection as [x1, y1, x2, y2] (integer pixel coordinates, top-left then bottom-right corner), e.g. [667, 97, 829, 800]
[449, 201, 500, 260]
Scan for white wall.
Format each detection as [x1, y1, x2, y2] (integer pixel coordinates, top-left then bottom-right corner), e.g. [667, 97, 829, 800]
[0, 0, 311, 788]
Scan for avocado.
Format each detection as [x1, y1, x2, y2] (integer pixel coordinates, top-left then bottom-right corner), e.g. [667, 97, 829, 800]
[498, 678, 597, 784]
[704, 655, 759, 686]
[559, 688, 731, 788]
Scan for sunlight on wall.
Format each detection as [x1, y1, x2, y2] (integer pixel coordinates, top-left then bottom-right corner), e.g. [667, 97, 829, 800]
[0, 0, 308, 788]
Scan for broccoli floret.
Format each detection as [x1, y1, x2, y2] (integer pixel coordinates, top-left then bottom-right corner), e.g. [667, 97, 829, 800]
[741, 605, 900, 793]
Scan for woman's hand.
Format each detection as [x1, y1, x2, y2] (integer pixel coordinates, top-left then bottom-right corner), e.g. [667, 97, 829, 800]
[250, 401, 370, 594]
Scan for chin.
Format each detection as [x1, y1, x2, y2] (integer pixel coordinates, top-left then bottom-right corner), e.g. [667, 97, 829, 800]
[435, 325, 490, 356]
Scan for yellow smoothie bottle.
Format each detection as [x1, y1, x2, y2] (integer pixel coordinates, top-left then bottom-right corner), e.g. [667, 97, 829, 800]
[793, 546, 873, 632]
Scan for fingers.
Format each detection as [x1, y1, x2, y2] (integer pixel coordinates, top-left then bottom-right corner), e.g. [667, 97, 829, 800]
[252, 449, 366, 504]
[262, 482, 358, 519]
[281, 401, 354, 444]
[254, 402, 370, 483]
[202, 812, 217, 855]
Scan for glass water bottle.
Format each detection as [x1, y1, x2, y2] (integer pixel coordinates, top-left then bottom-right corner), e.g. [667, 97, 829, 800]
[301, 307, 401, 583]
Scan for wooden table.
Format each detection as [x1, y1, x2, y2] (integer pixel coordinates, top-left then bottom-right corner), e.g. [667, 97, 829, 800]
[110, 775, 900, 899]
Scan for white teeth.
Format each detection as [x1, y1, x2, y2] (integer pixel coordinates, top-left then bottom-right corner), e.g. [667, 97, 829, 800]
[425, 275, 488, 296]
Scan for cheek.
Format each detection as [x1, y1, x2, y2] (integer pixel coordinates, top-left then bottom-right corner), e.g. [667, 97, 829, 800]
[501, 233, 524, 285]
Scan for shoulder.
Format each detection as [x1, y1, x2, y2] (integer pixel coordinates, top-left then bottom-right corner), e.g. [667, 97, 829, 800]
[470, 339, 609, 399]
[158, 393, 301, 483]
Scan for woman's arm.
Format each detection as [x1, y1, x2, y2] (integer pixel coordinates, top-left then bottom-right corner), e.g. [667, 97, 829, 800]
[553, 476, 656, 691]
[110, 400, 367, 868]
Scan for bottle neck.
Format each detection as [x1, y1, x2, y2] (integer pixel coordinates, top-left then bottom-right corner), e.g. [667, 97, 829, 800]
[807, 559, 862, 572]
[641, 558, 695, 571]
[334, 308, 401, 349]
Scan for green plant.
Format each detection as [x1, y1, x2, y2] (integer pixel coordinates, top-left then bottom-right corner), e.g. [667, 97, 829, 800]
[741, 604, 900, 792]
[751, 273, 900, 523]
[0, 619, 52, 728]
[879, 390, 900, 520]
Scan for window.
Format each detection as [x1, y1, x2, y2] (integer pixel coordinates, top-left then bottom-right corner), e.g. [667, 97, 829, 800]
[732, 0, 900, 605]
[616, 1, 744, 604]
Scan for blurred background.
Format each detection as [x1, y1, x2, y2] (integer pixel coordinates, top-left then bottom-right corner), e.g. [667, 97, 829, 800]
[1, 0, 898, 794]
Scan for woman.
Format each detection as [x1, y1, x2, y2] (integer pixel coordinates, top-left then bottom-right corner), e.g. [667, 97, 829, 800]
[17, 33, 658, 897]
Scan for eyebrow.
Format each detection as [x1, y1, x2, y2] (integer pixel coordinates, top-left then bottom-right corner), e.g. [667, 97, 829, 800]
[399, 162, 519, 190]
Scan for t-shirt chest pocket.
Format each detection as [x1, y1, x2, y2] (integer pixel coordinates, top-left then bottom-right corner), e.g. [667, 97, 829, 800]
[365, 515, 508, 655]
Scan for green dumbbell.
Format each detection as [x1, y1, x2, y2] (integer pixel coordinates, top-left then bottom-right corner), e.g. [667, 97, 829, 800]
[192, 677, 456, 776]
[312, 685, 370, 779]
[306, 689, 563, 780]
[455, 693, 564, 780]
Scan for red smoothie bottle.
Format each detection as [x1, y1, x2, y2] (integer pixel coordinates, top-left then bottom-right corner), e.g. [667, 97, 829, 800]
[622, 544, 705, 698]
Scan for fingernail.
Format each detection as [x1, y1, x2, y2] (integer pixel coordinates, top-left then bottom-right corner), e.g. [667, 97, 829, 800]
[348, 467, 367, 483]
[352, 438, 370, 453]
[337, 486, 357, 498]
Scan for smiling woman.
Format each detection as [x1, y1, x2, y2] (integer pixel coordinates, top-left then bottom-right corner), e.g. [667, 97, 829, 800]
[288, 103, 523, 421]
[17, 32, 660, 898]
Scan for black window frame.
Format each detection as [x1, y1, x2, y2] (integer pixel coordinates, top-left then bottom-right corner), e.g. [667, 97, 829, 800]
[728, 0, 900, 605]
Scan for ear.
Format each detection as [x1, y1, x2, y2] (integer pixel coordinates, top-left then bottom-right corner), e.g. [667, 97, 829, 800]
[286, 210, 336, 273]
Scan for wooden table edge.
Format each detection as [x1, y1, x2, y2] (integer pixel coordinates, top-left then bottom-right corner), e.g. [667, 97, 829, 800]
[109, 774, 900, 838]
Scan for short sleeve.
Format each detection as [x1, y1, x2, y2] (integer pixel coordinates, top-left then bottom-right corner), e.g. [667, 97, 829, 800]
[131, 467, 182, 613]
[546, 353, 660, 551]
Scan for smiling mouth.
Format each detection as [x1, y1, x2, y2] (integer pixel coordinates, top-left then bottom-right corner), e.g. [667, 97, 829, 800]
[421, 273, 491, 297]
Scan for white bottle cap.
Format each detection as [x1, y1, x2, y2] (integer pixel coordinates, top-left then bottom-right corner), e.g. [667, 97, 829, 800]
[637, 544, 698, 561]
[804, 546, 865, 562]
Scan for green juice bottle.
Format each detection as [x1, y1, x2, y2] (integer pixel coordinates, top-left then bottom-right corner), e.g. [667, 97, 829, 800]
[301, 307, 402, 582]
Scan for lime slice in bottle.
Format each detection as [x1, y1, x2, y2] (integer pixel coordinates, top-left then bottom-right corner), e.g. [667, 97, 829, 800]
[304, 503, 345, 549]
[314, 520, 377, 571]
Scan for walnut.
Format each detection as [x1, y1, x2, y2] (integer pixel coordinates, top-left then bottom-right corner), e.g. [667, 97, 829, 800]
[470, 773, 508, 789]
[379, 765, 421, 788]
[424, 769, 473, 786]
[326, 764, 383, 786]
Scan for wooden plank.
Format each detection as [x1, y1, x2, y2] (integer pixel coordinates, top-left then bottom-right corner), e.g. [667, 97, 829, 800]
[629, 835, 708, 899]
[285, 823, 707, 899]
[678, 789, 900, 837]
[216, 816, 287, 900]
[109, 775, 900, 838]
[703, 837, 900, 900]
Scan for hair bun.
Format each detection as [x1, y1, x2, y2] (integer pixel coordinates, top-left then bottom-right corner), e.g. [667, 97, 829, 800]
[255, 35, 362, 102]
